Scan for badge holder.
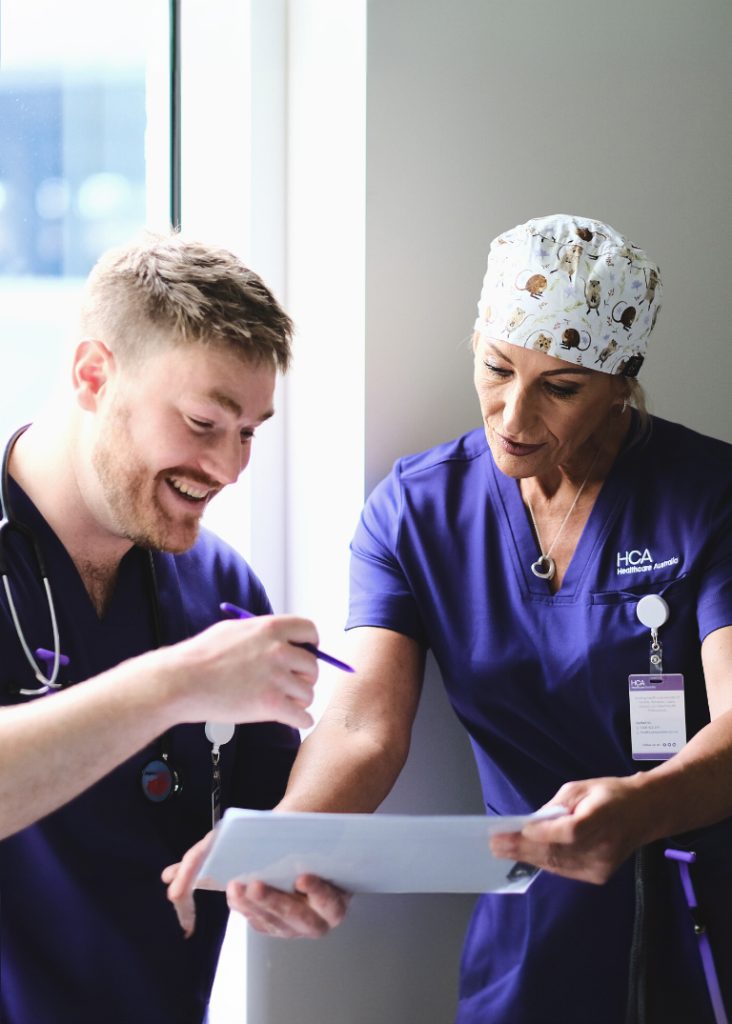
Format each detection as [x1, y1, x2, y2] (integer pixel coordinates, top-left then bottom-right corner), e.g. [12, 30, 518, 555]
[205, 721, 236, 828]
[141, 732, 182, 803]
[628, 594, 686, 762]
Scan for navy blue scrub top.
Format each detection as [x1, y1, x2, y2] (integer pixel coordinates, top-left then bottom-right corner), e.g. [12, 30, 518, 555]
[0, 476, 299, 1024]
[348, 414, 732, 1024]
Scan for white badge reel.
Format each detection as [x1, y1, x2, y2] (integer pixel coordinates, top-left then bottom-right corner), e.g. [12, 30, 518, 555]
[636, 594, 669, 633]
[629, 594, 685, 762]
[205, 721, 236, 753]
[205, 722, 236, 828]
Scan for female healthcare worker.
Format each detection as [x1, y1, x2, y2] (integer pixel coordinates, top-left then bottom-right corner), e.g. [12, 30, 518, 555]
[169, 214, 732, 1024]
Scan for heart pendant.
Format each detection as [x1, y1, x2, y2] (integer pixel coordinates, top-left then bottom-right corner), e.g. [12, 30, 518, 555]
[530, 556, 556, 581]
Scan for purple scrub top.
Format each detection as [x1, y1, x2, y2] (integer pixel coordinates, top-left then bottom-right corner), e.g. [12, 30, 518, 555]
[0, 476, 299, 1024]
[348, 414, 732, 1024]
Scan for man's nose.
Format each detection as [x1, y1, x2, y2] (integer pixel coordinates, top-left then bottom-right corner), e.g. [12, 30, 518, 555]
[202, 435, 247, 486]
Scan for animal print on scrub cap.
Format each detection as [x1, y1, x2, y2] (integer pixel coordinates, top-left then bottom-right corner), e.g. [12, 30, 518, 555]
[473, 213, 662, 376]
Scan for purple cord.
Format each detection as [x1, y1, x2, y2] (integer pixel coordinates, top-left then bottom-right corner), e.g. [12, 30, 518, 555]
[665, 848, 729, 1024]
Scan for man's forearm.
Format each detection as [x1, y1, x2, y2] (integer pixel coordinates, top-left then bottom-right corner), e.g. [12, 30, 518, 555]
[0, 649, 175, 839]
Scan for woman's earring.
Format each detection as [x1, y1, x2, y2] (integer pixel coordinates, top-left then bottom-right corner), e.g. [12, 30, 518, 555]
[622, 398, 628, 413]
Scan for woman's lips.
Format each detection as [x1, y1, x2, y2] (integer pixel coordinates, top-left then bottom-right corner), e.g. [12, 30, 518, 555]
[495, 432, 546, 456]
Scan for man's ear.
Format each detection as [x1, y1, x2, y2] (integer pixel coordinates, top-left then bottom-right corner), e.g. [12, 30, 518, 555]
[72, 339, 115, 411]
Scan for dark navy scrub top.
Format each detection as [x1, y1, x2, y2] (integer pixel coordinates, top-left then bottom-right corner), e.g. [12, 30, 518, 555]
[348, 414, 732, 1024]
[0, 477, 299, 1024]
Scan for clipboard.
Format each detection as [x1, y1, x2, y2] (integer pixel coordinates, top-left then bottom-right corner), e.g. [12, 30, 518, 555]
[196, 806, 565, 895]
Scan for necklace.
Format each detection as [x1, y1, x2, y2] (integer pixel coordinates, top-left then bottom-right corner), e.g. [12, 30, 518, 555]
[526, 448, 601, 581]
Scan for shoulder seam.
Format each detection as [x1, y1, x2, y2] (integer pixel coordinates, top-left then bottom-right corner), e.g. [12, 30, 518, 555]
[396, 433, 488, 481]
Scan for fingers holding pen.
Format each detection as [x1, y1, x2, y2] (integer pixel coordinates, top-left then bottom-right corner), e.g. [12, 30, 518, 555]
[164, 614, 321, 727]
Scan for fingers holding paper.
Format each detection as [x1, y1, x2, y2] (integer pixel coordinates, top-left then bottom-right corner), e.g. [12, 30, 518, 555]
[163, 833, 349, 940]
[227, 875, 351, 938]
[489, 775, 651, 885]
[163, 831, 217, 937]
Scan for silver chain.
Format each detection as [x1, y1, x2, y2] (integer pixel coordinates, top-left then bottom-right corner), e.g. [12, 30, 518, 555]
[526, 447, 601, 581]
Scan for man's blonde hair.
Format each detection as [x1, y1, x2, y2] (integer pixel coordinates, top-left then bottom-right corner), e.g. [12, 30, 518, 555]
[79, 233, 293, 370]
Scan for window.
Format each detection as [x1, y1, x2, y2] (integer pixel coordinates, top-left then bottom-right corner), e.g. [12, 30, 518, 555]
[0, 0, 170, 436]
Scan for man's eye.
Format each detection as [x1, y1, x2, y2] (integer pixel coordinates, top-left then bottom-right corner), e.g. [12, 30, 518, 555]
[187, 417, 213, 430]
[240, 430, 255, 443]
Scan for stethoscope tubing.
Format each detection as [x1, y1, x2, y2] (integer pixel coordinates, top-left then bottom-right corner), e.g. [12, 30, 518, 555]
[1, 426, 63, 694]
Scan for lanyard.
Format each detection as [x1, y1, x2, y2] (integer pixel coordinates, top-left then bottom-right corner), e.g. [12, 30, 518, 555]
[205, 721, 236, 828]
[665, 849, 730, 1024]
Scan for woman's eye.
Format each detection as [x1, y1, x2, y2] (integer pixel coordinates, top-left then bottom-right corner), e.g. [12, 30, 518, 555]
[545, 383, 579, 399]
[240, 429, 255, 443]
[483, 362, 511, 378]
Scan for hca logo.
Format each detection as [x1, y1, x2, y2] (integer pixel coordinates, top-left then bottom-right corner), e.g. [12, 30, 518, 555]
[617, 549, 652, 568]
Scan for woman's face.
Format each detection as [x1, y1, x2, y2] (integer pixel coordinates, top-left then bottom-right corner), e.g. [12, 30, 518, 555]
[473, 335, 625, 479]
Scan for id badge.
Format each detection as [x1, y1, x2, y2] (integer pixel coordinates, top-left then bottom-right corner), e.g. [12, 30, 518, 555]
[628, 674, 686, 761]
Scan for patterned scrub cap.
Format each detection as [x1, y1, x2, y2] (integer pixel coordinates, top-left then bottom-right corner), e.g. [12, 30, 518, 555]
[473, 213, 662, 376]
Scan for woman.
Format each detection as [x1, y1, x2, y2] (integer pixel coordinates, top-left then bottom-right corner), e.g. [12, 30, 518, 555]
[169, 215, 732, 1024]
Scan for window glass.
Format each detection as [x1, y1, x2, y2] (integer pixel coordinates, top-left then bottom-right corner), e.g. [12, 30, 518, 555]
[0, 0, 169, 434]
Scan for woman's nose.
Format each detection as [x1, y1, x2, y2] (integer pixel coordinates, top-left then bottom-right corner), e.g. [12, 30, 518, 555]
[501, 383, 533, 435]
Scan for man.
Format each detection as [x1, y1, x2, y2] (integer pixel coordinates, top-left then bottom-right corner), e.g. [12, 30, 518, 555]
[0, 233, 319, 1023]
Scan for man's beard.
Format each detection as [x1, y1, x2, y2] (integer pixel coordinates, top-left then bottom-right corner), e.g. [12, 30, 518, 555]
[90, 406, 202, 553]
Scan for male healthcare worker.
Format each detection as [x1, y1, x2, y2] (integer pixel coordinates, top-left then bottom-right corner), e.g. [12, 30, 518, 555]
[0, 233, 320, 1023]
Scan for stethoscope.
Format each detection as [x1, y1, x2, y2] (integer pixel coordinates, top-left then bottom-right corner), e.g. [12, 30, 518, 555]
[0, 425, 188, 802]
[0, 425, 65, 694]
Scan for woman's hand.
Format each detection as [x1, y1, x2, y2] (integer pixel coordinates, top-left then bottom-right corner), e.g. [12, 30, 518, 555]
[162, 833, 350, 939]
[162, 832, 217, 937]
[224, 875, 351, 939]
[490, 774, 650, 885]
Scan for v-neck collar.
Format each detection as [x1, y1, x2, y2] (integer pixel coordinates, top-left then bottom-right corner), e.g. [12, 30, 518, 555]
[486, 414, 644, 604]
[9, 473, 140, 626]
[7, 473, 187, 641]
[4, 470, 194, 688]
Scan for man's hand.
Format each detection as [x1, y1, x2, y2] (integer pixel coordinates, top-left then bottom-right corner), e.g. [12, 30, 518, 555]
[490, 774, 650, 885]
[161, 615, 320, 731]
[163, 833, 350, 939]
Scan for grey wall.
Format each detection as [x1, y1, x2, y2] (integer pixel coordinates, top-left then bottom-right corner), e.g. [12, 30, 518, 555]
[251, 2, 732, 1021]
[365, 0, 732, 490]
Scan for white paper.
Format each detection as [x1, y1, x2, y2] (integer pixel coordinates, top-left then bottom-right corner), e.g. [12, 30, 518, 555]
[196, 806, 565, 895]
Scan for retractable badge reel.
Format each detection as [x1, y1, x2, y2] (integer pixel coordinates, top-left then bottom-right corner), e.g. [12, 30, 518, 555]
[205, 722, 235, 828]
[628, 594, 686, 762]
[141, 740, 182, 803]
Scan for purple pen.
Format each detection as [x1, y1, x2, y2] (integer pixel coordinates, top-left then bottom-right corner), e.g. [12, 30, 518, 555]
[219, 602, 355, 673]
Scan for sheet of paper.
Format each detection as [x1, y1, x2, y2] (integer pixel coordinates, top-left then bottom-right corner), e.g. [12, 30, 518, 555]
[197, 806, 565, 895]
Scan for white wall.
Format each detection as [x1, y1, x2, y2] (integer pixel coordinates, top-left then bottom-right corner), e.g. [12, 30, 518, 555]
[248, 2, 732, 1022]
